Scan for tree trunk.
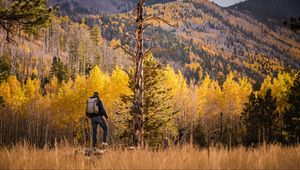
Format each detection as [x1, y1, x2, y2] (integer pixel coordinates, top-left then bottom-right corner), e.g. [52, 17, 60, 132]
[133, 0, 145, 147]
[269, 124, 272, 143]
[220, 112, 223, 143]
[258, 129, 261, 145]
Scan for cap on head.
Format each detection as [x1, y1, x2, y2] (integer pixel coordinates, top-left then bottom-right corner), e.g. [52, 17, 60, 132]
[94, 92, 99, 96]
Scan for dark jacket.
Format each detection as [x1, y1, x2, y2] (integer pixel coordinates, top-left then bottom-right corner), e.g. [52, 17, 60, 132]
[90, 95, 108, 119]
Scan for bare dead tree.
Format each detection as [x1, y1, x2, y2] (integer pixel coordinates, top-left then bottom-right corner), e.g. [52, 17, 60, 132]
[114, 0, 175, 147]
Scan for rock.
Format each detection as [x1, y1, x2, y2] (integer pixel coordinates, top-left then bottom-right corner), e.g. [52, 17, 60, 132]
[75, 148, 106, 156]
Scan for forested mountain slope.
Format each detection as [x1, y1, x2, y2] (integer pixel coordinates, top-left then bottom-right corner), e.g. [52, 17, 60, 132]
[3, 0, 299, 87]
[49, 0, 175, 14]
[91, 0, 300, 85]
[228, 0, 300, 26]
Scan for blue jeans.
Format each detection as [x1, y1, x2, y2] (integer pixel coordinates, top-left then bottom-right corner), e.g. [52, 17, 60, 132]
[91, 116, 107, 147]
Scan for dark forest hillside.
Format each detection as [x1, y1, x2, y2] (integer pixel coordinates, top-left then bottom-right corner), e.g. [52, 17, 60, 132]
[49, 0, 176, 14]
[229, 0, 300, 26]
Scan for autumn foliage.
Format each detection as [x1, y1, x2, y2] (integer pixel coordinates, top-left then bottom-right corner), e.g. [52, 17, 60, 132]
[0, 55, 298, 147]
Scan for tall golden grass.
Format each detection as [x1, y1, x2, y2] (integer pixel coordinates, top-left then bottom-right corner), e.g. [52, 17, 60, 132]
[0, 143, 299, 169]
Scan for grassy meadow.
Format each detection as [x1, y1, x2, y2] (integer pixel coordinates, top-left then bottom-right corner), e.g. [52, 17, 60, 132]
[0, 144, 299, 169]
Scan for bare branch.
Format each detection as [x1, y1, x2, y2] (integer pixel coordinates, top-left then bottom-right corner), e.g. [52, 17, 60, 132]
[0, 20, 17, 45]
[121, 68, 133, 79]
[114, 45, 136, 61]
[143, 23, 155, 30]
[144, 15, 177, 27]
[143, 46, 176, 59]
[121, 26, 136, 40]
[143, 47, 166, 58]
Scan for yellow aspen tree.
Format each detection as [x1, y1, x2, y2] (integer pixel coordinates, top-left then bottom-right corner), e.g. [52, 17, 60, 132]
[163, 66, 189, 114]
[174, 71, 190, 115]
[0, 81, 11, 105]
[23, 78, 41, 118]
[164, 67, 189, 103]
[70, 75, 88, 139]
[222, 72, 241, 115]
[260, 73, 295, 113]
[24, 78, 41, 100]
[238, 77, 252, 106]
[198, 74, 211, 115]
[205, 80, 223, 115]
[0, 76, 26, 111]
[45, 76, 59, 96]
[163, 65, 181, 96]
[109, 66, 131, 117]
[73, 75, 88, 116]
[271, 72, 295, 113]
[177, 71, 188, 94]
[55, 79, 74, 128]
[51, 76, 87, 141]
[86, 66, 110, 105]
[259, 75, 272, 97]
[222, 73, 252, 116]
[47, 77, 60, 126]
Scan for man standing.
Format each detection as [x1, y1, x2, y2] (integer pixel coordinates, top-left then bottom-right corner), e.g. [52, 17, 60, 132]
[86, 92, 109, 147]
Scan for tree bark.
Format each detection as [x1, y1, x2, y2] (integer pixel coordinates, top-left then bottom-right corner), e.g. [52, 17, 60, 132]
[133, 0, 145, 147]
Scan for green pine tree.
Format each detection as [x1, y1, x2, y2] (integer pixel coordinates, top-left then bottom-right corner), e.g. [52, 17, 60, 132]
[49, 56, 69, 83]
[284, 73, 300, 144]
[242, 89, 278, 146]
[263, 89, 279, 143]
[116, 55, 178, 147]
[242, 92, 261, 146]
[0, 55, 11, 83]
[0, 0, 55, 42]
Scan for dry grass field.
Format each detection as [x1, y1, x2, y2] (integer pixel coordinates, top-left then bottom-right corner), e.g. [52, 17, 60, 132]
[0, 144, 299, 169]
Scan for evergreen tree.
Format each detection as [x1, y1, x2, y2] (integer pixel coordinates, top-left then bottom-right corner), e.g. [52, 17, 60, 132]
[90, 25, 104, 66]
[0, 96, 4, 106]
[0, 55, 11, 83]
[116, 54, 177, 147]
[263, 89, 279, 143]
[242, 89, 278, 146]
[90, 25, 103, 47]
[284, 73, 300, 144]
[0, 0, 54, 42]
[49, 56, 69, 83]
[283, 17, 300, 32]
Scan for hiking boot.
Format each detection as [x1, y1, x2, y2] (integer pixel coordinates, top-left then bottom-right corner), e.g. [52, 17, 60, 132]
[102, 142, 109, 146]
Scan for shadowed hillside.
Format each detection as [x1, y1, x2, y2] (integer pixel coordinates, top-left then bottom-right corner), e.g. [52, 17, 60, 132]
[229, 0, 300, 26]
[49, 0, 176, 14]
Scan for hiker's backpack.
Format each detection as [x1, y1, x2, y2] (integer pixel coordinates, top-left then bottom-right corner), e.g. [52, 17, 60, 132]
[86, 98, 99, 118]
